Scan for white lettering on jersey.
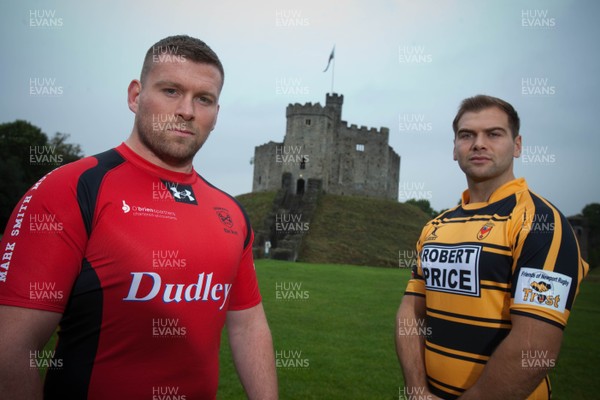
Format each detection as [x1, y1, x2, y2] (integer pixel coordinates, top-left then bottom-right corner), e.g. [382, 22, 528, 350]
[123, 272, 232, 310]
[420, 245, 481, 296]
[513, 267, 571, 313]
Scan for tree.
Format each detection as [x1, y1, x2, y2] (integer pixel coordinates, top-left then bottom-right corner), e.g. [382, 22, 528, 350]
[582, 203, 600, 268]
[0, 120, 84, 231]
[405, 199, 438, 218]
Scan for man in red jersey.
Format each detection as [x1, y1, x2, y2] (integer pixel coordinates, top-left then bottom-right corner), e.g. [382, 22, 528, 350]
[0, 35, 278, 399]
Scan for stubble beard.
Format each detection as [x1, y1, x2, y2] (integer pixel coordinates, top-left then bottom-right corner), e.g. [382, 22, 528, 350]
[135, 113, 205, 168]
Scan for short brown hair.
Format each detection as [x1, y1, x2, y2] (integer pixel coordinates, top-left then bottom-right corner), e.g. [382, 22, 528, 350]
[452, 95, 520, 138]
[140, 35, 224, 87]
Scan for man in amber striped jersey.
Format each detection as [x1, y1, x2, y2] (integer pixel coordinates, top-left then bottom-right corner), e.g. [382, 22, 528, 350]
[395, 95, 588, 400]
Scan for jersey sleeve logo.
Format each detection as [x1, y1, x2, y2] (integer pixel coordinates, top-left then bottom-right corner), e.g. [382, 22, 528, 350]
[513, 267, 571, 313]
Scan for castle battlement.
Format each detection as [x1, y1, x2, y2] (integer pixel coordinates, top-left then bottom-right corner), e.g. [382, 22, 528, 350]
[286, 102, 335, 118]
[342, 122, 389, 136]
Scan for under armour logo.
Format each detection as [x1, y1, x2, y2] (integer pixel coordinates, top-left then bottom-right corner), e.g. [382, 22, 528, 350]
[169, 186, 195, 202]
[161, 180, 198, 205]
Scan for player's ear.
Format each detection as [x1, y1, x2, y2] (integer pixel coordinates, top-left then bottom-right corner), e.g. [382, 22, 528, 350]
[513, 134, 522, 158]
[127, 80, 142, 114]
[453, 139, 458, 161]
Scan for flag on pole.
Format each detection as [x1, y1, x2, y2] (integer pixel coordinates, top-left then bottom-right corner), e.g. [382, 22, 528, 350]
[323, 46, 335, 72]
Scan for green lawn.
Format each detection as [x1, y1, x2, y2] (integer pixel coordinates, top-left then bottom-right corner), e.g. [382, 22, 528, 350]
[39, 260, 597, 398]
[217, 260, 599, 399]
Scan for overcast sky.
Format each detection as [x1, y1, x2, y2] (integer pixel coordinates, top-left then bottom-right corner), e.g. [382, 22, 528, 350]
[1, 0, 598, 216]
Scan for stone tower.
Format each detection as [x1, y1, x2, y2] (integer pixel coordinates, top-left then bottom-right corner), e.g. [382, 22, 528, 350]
[252, 93, 400, 200]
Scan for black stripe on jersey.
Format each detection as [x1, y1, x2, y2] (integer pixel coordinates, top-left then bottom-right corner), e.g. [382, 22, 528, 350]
[427, 315, 510, 356]
[77, 149, 125, 236]
[514, 193, 555, 274]
[197, 174, 253, 250]
[404, 291, 425, 298]
[44, 258, 102, 398]
[430, 385, 459, 400]
[444, 194, 517, 219]
[480, 284, 511, 292]
[479, 250, 513, 283]
[425, 343, 487, 365]
[431, 241, 511, 253]
[428, 307, 511, 325]
[510, 309, 565, 330]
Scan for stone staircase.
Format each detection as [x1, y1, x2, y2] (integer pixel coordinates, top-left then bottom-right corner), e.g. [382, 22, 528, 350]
[253, 176, 322, 261]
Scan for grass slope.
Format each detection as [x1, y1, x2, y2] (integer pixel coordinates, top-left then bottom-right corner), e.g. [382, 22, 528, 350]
[236, 192, 431, 267]
[217, 260, 598, 399]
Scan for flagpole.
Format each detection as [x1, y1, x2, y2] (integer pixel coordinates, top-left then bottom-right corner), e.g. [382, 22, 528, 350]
[331, 49, 335, 94]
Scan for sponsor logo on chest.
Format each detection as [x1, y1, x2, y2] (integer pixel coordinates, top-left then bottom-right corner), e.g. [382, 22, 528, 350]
[420, 245, 481, 296]
[123, 272, 231, 310]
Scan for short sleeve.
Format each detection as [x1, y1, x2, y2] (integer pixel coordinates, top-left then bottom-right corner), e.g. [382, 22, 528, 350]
[510, 194, 589, 328]
[227, 229, 262, 311]
[0, 162, 91, 313]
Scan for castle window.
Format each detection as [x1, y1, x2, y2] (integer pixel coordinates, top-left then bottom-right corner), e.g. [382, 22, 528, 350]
[305, 119, 311, 126]
[300, 157, 307, 170]
[356, 144, 365, 152]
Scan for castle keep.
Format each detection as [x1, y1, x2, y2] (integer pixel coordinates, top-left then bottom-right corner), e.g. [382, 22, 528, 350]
[252, 93, 400, 199]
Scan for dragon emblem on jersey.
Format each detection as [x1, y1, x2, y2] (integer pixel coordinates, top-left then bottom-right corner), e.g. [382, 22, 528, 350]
[477, 222, 494, 240]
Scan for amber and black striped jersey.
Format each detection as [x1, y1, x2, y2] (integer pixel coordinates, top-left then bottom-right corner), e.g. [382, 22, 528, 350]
[405, 178, 588, 400]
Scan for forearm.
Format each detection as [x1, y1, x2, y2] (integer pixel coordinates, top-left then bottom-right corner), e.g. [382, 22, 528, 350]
[227, 305, 278, 400]
[395, 294, 429, 390]
[460, 318, 561, 400]
[0, 344, 44, 399]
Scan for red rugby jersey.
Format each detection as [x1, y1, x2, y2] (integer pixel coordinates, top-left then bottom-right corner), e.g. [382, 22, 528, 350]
[0, 143, 261, 399]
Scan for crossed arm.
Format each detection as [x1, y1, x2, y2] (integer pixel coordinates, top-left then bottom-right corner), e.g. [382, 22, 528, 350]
[395, 294, 563, 399]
